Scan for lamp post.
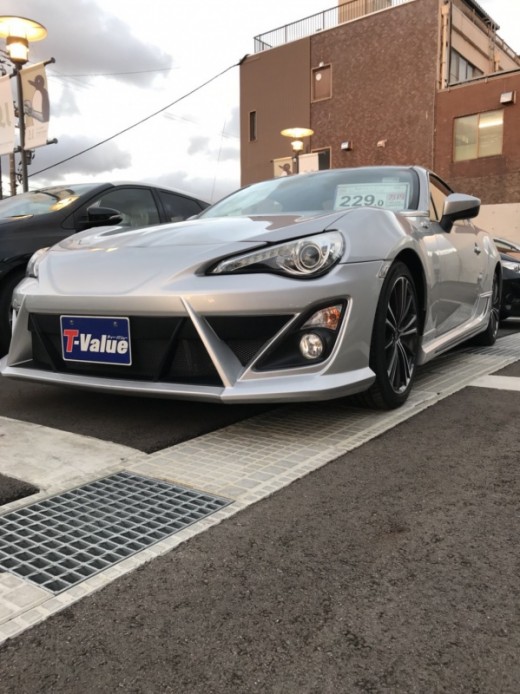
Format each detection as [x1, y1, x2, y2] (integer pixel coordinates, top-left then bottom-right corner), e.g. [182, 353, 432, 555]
[281, 127, 314, 174]
[0, 16, 48, 193]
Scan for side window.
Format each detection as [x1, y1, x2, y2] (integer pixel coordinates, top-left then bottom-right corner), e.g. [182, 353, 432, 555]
[312, 65, 331, 101]
[449, 49, 483, 84]
[158, 191, 204, 222]
[249, 111, 257, 142]
[93, 188, 160, 228]
[429, 177, 451, 222]
[453, 110, 504, 162]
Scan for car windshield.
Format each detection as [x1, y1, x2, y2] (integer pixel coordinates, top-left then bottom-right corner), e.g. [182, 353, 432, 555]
[200, 167, 420, 218]
[0, 183, 99, 219]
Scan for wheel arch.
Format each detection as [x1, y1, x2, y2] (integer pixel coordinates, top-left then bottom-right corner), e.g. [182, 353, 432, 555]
[393, 249, 426, 335]
[0, 263, 27, 355]
[0, 259, 28, 290]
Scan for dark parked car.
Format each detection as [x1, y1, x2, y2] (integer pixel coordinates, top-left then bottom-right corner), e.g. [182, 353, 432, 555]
[494, 236, 520, 320]
[0, 181, 209, 354]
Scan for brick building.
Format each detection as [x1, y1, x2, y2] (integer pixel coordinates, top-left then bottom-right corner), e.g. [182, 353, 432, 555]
[239, 0, 520, 234]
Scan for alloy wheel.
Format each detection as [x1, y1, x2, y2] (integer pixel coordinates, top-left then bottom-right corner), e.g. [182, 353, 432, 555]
[384, 275, 419, 394]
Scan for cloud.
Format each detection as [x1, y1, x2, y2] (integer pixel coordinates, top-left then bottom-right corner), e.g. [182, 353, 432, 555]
[2, 0, 174, 88]
[52, 81, 81, 117]
[216, 145, 240, 162]
[28, 134, 132, 184]
[187, 136, 211, 155]
[226, 106, 240, 138]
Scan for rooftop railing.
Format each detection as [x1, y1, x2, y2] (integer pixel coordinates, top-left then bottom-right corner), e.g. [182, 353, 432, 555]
[254, 0, 415, 52]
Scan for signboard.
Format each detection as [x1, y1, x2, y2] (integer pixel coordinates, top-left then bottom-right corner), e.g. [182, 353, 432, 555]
[298, 152, 319, 174]
[0, 75, 15, 155]
[273, 156, 293, 177]
[20, 62, 50, 149]
[334, 182, 411, 211]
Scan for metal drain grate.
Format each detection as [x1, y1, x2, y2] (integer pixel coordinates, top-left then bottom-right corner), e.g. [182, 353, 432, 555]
[0, 471, 230, 593]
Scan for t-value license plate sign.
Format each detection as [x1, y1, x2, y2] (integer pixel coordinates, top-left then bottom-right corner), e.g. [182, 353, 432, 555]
[61, 316, 132, 365]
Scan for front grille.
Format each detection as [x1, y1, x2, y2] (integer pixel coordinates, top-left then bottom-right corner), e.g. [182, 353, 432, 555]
[208, 315, 291, 365]
[28, 313, 293, 385]
[29, 315, 222, 385]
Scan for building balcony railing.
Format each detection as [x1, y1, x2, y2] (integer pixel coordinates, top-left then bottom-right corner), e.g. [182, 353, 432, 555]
[254, 0, 415, 53]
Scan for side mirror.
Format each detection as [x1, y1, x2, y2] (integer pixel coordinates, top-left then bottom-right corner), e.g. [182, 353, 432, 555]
[78, 206, 124, 230]
[440, 193, 480, 232]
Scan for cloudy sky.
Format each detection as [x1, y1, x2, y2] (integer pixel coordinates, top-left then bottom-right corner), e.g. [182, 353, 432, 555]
[1, 0, 519, 203]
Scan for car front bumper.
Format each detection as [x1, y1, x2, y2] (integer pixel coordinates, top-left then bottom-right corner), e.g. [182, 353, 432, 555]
[1, 261, 384, 404]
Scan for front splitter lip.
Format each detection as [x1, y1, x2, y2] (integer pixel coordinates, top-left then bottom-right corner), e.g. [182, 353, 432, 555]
[0, 359, 375, 404]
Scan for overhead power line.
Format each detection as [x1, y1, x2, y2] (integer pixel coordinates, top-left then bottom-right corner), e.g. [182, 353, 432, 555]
[30, 56, 248, 179]
[51, 66, 177, 78]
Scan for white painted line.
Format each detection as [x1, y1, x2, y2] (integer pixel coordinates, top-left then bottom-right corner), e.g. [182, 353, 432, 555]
[470, 374, 520, 392]
[0, 416, 141, 492]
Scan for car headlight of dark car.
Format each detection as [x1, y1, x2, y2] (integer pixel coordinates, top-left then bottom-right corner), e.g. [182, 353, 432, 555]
[210, 231, 345, 278]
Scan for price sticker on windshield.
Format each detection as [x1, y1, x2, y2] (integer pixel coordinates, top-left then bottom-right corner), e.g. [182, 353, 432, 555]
[334, 182, 410, 211]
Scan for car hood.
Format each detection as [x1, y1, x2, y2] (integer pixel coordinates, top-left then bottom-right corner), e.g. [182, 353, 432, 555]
[36, 209, 409, 295]
[59, 212, 348, 250]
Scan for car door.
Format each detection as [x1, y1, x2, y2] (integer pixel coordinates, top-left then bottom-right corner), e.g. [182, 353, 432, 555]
[428, 176, 486, 337]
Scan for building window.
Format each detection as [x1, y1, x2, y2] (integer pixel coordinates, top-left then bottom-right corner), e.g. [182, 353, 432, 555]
[449, 49, 483, 84]
[313, 148, 331, 170]
[312, 65, 331, 101]
[249, 111, 257, 142]
[454, 110, 504, 162]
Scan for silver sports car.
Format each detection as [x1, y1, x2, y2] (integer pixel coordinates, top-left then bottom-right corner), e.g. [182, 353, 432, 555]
[0, 166, 501, 409]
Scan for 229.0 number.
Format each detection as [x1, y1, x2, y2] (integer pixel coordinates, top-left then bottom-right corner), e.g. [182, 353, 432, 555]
[338, 194, 384, 208]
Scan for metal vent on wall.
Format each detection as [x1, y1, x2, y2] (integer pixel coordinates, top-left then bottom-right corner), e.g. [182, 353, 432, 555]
[0, 472, 230, 593]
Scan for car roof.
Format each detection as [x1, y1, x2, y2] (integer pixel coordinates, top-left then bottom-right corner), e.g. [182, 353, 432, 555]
[31, 181, 208, 204]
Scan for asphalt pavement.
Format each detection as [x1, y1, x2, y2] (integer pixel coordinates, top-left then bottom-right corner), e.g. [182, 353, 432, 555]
[0, 378, 275, 453]
[1, 364, 520, 693]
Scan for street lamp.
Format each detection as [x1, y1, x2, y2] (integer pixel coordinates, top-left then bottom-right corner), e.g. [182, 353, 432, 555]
[281, 127, 314, 174]
[0, 16, 48, 192]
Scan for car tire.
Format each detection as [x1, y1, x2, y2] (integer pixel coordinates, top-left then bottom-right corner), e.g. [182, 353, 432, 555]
[0, 268, 25, 356]
[361, 261, 420, 410]
[472, 269, 501, 347]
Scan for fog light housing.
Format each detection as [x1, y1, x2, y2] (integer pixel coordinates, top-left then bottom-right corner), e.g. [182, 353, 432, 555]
[302, 304, 343, 331]
[299, 332, 324, 360]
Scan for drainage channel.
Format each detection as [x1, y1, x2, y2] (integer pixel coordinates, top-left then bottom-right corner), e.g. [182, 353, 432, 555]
[0, 471, 231, 593]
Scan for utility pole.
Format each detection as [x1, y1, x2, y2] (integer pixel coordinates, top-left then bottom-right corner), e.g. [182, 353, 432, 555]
[9, 152, 16, 195]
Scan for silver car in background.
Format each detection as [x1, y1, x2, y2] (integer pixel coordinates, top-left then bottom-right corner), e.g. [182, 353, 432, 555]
[0, 166, 501, 409]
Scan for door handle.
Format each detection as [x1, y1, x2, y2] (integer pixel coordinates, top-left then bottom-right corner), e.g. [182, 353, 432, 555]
[474, 244, 482, 255]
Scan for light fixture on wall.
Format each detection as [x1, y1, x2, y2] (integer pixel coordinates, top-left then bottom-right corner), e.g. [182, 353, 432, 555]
[377, 139, 387, 148]
[341, 141, 352, 151]
[500, 91, 516, 104]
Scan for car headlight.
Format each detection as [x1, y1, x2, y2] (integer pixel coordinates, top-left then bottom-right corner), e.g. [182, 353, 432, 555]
[26, 247, 50, 278]
[501, 259, 520, 273]
[210, 231, 345, 278]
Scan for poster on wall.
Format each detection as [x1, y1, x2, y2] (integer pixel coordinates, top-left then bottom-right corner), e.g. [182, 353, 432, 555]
[273, 156, 294, 177]
[298, 152, 319, 174]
